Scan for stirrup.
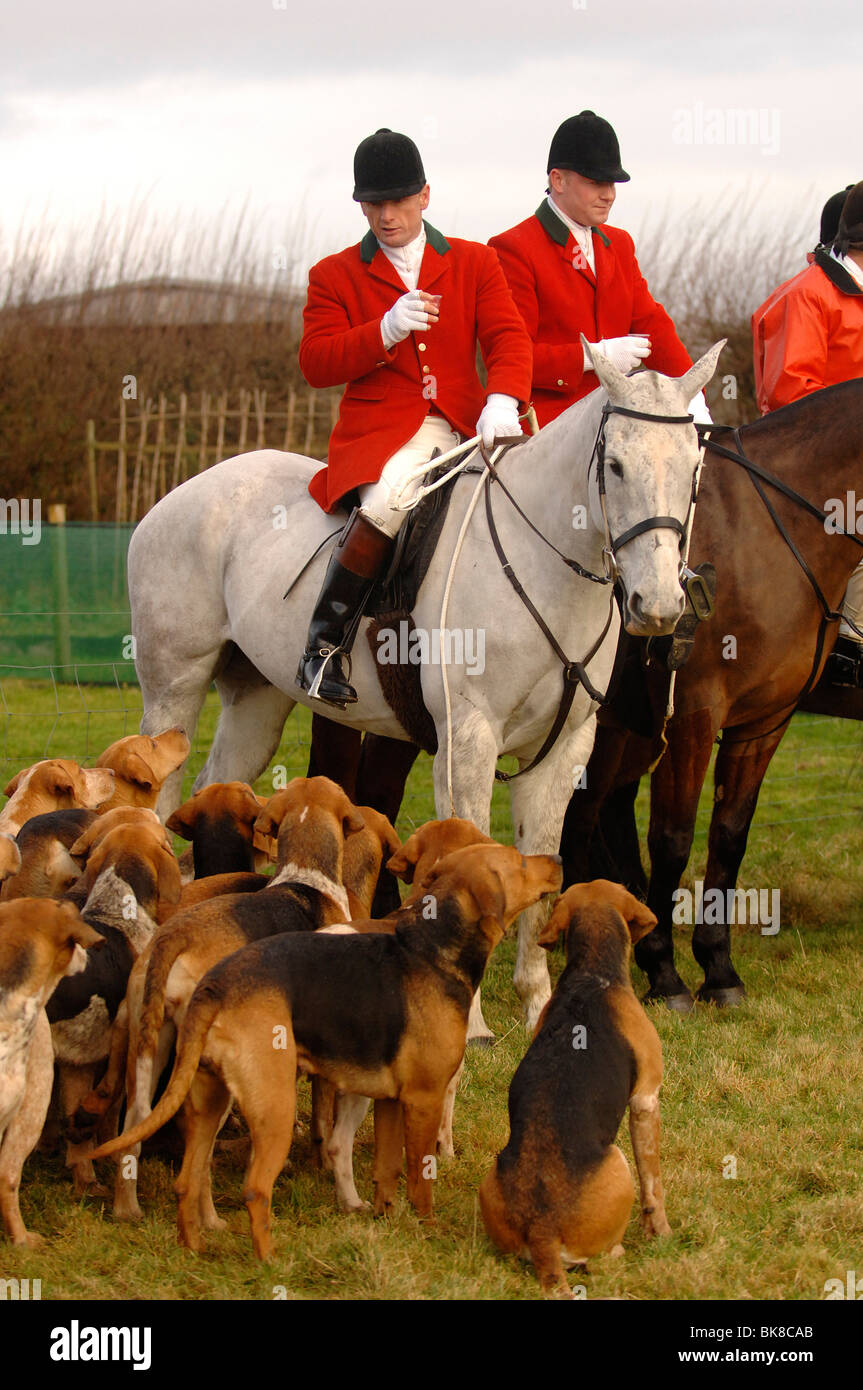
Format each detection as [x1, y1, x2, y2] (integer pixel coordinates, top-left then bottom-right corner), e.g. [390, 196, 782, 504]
[299, 646, 357, 708]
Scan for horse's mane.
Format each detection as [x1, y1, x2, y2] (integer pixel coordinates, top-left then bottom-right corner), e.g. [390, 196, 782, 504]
[741, 377, 863, 453]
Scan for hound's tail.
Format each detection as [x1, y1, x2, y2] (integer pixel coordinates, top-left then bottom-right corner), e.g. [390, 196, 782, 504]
[137, 919, 202, 1059]
[90, 982, 222, 1159]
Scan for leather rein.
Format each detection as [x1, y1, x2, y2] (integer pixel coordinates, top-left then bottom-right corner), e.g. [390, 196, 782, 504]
[482, 401, 697, 782]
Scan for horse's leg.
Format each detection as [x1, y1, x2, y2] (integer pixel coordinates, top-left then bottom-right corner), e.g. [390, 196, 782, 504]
[356, 735, 420, 914]
[640, 708, 718, 1010]
[559, 722, 631, 886]
[308, 715, 363, 800]
[355, 735, 420, 821]
[694, 721, 789, 1005]
[595, 778, 647, 897]
[138, 654, 221, 820]
[432, 710, 497, 1041]
[511, 716, 599, 1029]
[195, 657, 295, 794]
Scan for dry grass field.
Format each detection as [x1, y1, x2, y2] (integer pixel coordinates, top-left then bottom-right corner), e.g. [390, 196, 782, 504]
[2, 686, 863, 1302]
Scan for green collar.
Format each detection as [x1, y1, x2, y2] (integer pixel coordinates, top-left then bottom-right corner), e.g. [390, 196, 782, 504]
[360, 219, 451, 264]
[534, 200, 611, 249]
[814, 246, 863, 297]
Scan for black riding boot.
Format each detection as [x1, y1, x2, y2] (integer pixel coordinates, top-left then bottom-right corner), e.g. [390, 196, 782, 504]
[296, 509, 394, 708]
[823, 634, 863, 688]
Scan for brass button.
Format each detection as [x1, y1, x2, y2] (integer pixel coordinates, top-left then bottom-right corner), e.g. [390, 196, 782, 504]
[423, 365, 430, 372]
[418, 341, 427, 351]
[557, 378, 564, 386]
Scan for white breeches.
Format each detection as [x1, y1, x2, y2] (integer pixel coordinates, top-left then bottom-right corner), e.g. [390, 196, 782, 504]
[840, 559, 863, 639]
[359, 415, 459, 538]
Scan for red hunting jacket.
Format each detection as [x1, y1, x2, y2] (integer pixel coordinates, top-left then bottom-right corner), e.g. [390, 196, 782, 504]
[489, 202, 692, 427]
[299, 222, 533, 512]
[751, 249, 863, 414]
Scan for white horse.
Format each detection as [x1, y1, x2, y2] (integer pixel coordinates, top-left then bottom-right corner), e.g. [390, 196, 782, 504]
[130, 343, 722, 1028]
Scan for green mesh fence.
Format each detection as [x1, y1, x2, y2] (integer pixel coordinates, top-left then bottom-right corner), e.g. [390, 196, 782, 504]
[0, 522, 136, 684]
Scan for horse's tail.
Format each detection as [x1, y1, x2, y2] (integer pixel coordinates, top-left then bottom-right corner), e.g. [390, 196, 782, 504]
[91, 982, 222, 1159]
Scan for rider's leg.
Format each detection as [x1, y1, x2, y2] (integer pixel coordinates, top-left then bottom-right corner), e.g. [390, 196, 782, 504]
[825, 559, 863, 686]
[296, 417, 459, 708]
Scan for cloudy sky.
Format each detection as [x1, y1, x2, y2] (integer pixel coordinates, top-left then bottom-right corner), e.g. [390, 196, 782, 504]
[1, 0, 861, 290]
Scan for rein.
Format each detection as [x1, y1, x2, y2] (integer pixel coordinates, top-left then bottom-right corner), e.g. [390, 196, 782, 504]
[481, 401, 697, 782]
[697, 424, 863, 745]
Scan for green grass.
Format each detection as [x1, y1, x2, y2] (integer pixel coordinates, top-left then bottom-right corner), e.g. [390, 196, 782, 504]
[3, 683, 863, 1300]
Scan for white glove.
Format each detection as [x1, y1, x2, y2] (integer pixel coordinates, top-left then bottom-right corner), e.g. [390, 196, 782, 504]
[688, 389, 712, 424]
[584, 335, 652, 374]
[476, 394, 521, 449]
[380, 290, 433, 350]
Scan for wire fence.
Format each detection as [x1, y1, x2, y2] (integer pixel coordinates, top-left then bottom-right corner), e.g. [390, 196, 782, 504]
[2, 525, 863, 835]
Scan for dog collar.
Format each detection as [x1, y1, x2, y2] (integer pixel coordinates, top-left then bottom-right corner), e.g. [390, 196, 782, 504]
[269, 863, 351, 920]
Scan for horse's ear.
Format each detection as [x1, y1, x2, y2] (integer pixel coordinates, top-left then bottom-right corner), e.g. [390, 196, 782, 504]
[678, 340, 726, 400]
[580, 333, 632, 401]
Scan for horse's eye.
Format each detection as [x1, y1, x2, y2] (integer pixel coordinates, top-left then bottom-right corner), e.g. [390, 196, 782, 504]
[609, 458, 624, 479]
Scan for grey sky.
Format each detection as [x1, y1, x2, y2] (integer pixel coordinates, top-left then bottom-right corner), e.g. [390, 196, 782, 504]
[1, 0, 860, 287]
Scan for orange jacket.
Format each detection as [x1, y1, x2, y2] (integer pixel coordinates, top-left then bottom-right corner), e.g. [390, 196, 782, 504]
[752, 250, 863, 414]
[488, 202, 692, 427]
[299, 222, 532, 512]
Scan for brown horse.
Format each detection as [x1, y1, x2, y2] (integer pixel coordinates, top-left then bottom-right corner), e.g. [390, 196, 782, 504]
[560, 377, 863, 1009]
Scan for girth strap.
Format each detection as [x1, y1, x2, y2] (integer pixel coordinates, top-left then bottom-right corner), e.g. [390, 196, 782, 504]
[483, 472, 614, 783]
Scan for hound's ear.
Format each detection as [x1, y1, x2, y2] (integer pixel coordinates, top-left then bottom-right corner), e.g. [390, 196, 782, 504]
[387, 833, 419, 883]
[537, 895, 571, 949]
[69, 825, 98, 862]
[113, 751, 155, 791]
[166, 796, 199, 839]
[625, 899, 657, 945]
[49, 768, 77, 798]
[467, 867, 507, 925]
[343, 807, 365, 836]
[253, 807, 280, 841]
[3, 766, 31, 797]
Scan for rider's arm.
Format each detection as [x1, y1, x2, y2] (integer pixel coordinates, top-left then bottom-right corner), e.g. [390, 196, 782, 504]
[760, 285, 829, 411]
[299, 260, 397, 388]
[474, 247, 534, 408]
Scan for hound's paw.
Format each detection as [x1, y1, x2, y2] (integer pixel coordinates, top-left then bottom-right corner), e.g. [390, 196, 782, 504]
[642, 1207, 672, 1237]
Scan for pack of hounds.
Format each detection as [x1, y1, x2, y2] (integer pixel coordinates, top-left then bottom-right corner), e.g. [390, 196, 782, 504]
[0, 727, 671, 1298]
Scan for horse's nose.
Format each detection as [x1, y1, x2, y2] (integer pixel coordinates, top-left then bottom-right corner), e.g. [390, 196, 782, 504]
[626, 588, 685, 635]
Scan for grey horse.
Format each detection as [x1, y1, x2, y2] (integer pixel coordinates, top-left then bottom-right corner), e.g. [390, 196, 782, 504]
[129, 343, 723, 1029]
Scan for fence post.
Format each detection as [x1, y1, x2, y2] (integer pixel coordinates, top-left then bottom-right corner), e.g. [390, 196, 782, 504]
[48, 503, 72, 672]
[86, 420, 99, 522]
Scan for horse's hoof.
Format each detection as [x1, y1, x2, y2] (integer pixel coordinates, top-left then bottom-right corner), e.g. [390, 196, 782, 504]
[697, 984, 746, 1007]
[642, 988, 694, 1014]
[467, 1033, 495, 1049]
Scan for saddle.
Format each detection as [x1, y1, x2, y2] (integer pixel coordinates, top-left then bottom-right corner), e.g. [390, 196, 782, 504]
[362, 450, 484, 752]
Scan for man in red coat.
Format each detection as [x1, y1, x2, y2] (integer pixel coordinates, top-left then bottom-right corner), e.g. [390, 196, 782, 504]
[489, 111, 709, 427]
[752, 181, 863, 684]
[296, 128, 532, 707]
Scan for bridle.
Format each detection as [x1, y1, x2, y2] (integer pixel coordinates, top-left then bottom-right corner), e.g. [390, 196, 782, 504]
[482, 399, 702, 780]
[589, 401, 698, 584]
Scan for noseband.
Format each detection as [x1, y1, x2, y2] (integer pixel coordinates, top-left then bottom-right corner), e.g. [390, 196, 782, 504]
[590, 402, 697, 582]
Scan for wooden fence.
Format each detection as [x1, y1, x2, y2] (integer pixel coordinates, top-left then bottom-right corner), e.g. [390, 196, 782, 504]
[86, 386, 341, 523]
